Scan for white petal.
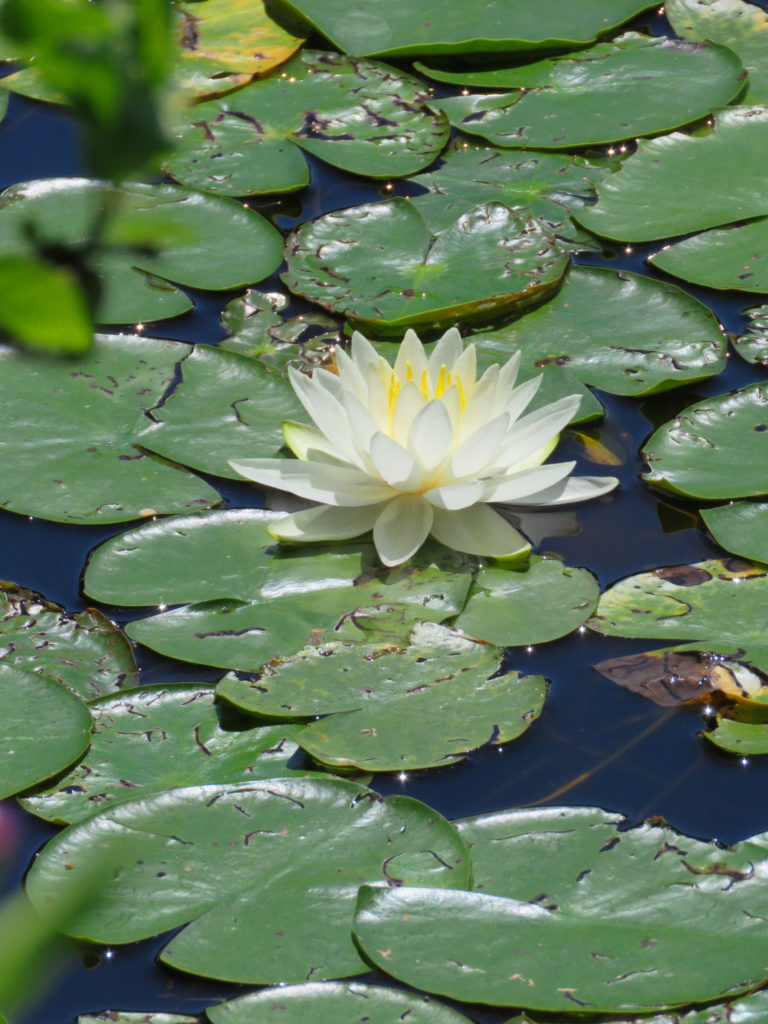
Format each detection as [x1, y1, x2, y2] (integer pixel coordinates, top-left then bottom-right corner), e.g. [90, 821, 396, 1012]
[424, 480, 486, 510]
[499, 375, 541, 425]
[407, 399, 455, 473]
[427, 326, 463, 382]
[482, 461, 576, 504]
[282, 421, 343, 461]
[393, 328, 428, 382]
[450, 343, 477, 393]
[334, 345, 368, 400]
[350, 330, 381, 372]
[490, 394, 582, 472]
[390, 381, 426, 447]
[450, 412, 509, 480]
[312, 366, 345, 398]
[373, 495, 433, 566]
[430, 504, 530, 559]
[459, 363, 499, 440]
[497, 349, 521, 392]
[369, 432, 422, 490]
[269, 503, 383, 543]
[341, 390, 379, 451]
[508, 474, 620, 507]
[229, 457, 394, 507]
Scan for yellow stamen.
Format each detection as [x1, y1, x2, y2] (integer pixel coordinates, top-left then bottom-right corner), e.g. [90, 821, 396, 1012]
[435, 365, 447, 399]
[405, 360, 414, 382]
[420, 368, 428, 399]
[456, 375, 467, 412]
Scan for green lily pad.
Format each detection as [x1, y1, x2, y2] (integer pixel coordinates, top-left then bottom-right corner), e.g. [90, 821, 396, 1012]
[0, 581, 137, 700]
[0, 335, 220, 524]
[0, 663, 92, 800]
[78, 1015, 197, 1024]
[207, 981, 477, 1024]
[732, 303, 768, 364]
[469, 265, 726, 397]
[704, 706, 768, 756]
[281, 199, 568, 337]
[354, 805, 768, 1011]
[218, 621, 547, 771]
[667, 0, 768, 105]
[702, 502, 768, 563]
[452, 556, 598, 646]
[408, 144, 609, 249]
[0, 178, 283, 323]
[643, 383, 768, 499]
[266, 0, 658, 58]
[576, 106, 768, 242]
[83, 510, 474, 671]
[21, 684, 317, 825]
[218, 289, 338, 361]
[430, 35, 744, 149]
[27, 778, 470, 984]
[165, 50, 449, 197]
[650, 216, 768, 293]
[136, 344, 303, 478]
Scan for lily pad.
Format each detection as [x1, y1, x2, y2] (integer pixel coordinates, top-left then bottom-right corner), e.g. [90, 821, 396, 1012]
[21, 685, 316, 825]
[26, 778, 470, 984]
[667, 0, 768, 105]
[731, 303, 768, 364]
[702, 501, 768, 563]
[281, 199, 568, 337]
[265, 0, 658, 58]
[0, 335, 220, 524]
[354, 805, 768, 1011]
[165, 50, 449, 196]
[470, 265, 726, 397]
[0, 178, 283, 323]
[452, 556, 598, 646]
[218, 289, 338, 360]
[430, 35, 744, 149]
[650, 216, 768, 293]
[409, 144, 609, 248]
[0, 581, 137, 700]
[576, 106, 768, 242]
[704, 707, 768, 756]
[0, 663, 92, 800]
[78, 1016, 197, 1024]
[136, 344, 303, 478]
[643, 383, 768, 499]
[83, 510, 474, 671]
[207, 981, 477, 1024]
[218, 621, 547, 771]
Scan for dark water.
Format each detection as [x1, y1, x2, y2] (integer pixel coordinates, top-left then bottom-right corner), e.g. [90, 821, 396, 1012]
[3, 15, 768, 1020]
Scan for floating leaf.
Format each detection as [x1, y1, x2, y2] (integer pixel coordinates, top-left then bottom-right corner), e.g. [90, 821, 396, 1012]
[0, 335, 220, 524]
[643, 383, 768, 499]
[667, 0, 768, 105]
[282, 199, 568, 337]
[702, 501, 768, 563]
[452, 556, 598, 646]
[218, 622, 546, 771]
[704, 706, 768, 756]
[27, 778, 470, 984]
[83, 510, 474, 671]
[430, 35, 744, 149]
[469, 266, 726, 397]
[77, 1015, 197, 1024]
[207, 981, 478, 1024]
[21, 685, 316, 825]
[265, 0, 658, 58]
[354, 805, 768, 1011]
[165, 50, 449, 196]
[576, 106, 768, 242]
[731, 302, 768, 364]
[0, 663, 92, 800]
[0, 581, 137, 700]
[650, 216, 768, 293]
[218, 289, 338, 361]
[0, 178, 283, 323]
[136, 344, 303, 477]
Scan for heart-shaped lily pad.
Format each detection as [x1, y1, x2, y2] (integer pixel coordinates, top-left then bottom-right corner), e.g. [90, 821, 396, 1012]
[576, 106, 768, 242]
[266, 0, 658, 57]
[650, 216, 768, 293]
[218, 621, 547, 771]
[667, 0, 768, 105]
[0, 178, 283, 323]
[0, 663, 92, 800]
[165, 50, 449, 196]
[469, 265, 726, 396]
[0, 581, 137, 700]
[643, 383, 768, 499]
[207, 981, 478, 1024]
[353, 805, 768, 1011]
[0, 335, 220, 524]
[27, 778, 470, 984]
[281, 199, 568, 336]
[21, 685, 316, 825]
[83, 510, 474, 671]
[702, 501, 768, 563]
[430, 35, 744, 149]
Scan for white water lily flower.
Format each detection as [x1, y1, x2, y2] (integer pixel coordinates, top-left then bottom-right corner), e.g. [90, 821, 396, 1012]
[230, 328, 619, 567]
